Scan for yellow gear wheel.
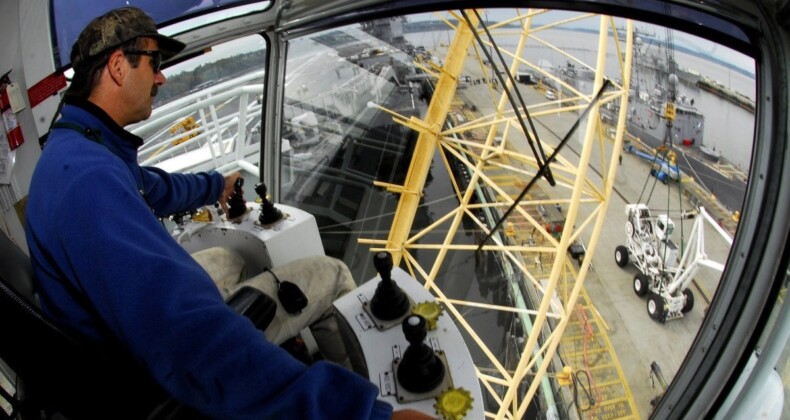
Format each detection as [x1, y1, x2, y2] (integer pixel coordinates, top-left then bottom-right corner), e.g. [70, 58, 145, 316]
[191, 208, 213, 222]
[434, 387, 473, 419]
[412, 301, 443, 330]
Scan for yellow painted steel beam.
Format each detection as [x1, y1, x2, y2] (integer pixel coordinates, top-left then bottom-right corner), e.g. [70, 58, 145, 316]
[496, 15, 616, 418]
[383, 11, 481, 265]
[359, 9, 638, 419]
[512, 19, 635, 420]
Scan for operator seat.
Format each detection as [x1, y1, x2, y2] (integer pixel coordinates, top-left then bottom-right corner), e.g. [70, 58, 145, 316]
[0, 230, 276, 419]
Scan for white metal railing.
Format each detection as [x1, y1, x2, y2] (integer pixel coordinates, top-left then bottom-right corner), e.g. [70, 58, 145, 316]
[131, 71, 265, 175]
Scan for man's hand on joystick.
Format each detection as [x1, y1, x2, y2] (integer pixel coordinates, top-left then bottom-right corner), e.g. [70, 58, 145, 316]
[220, 172, 243, 217]
[226, 177, 249, 220]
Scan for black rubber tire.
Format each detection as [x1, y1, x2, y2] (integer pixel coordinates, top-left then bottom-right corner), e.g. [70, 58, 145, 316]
[682, 288, 695, 313]
[614, 245, 629, 267]
[647, 293, 667, 323]
[634, 273, 649, 297]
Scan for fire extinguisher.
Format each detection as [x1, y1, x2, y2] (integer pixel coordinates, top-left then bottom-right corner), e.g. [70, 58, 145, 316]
[0, 88, 24, 150]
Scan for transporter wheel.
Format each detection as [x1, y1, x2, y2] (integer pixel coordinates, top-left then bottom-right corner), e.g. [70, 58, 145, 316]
[625, 221, 635, 237]
[682, 288, 695, 313]
[647, 293, 667, 323]
[615, 245, 629, 267]
[633, 273, 649, 297]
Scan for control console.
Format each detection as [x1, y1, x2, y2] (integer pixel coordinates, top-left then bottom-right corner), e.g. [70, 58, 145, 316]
[172, 185, 482, 417]
[334, 253, 483, 419]
[173, 181, 324, 276]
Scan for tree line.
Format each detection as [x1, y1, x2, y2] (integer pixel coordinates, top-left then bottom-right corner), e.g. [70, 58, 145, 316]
[155, 49, 266, 106]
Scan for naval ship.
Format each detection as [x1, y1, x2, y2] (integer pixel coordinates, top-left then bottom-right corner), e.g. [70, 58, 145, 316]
[550, 31, 706, 151]
[597, 30, 747, 212]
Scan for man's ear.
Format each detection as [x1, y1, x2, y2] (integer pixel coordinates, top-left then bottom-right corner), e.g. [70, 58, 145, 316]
[107, 50, 126, 86]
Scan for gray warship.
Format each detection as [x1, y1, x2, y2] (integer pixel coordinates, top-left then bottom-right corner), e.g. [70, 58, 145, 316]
[596, 30, 747, 212]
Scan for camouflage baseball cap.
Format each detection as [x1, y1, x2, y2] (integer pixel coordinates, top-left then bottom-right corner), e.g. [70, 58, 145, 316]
[70, 7, 185, 69]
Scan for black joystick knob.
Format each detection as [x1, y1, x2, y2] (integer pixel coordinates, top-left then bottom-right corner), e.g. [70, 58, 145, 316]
[369, 252, 410, 321]
[227, 178, 247, 219]
[373, 251, 394, 281]
[254, 182, 284, 225]
[397, 314, 445, 393]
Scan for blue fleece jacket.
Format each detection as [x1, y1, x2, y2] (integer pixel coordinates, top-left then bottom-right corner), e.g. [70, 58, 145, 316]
[25, 99, 392, 419]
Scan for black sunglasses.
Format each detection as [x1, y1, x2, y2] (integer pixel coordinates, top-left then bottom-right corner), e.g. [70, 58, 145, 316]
[125, 49, 163, 73]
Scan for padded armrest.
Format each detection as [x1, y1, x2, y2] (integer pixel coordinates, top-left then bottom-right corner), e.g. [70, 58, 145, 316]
[226, 286, 277, 331]
[0, 231, 35, 304]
